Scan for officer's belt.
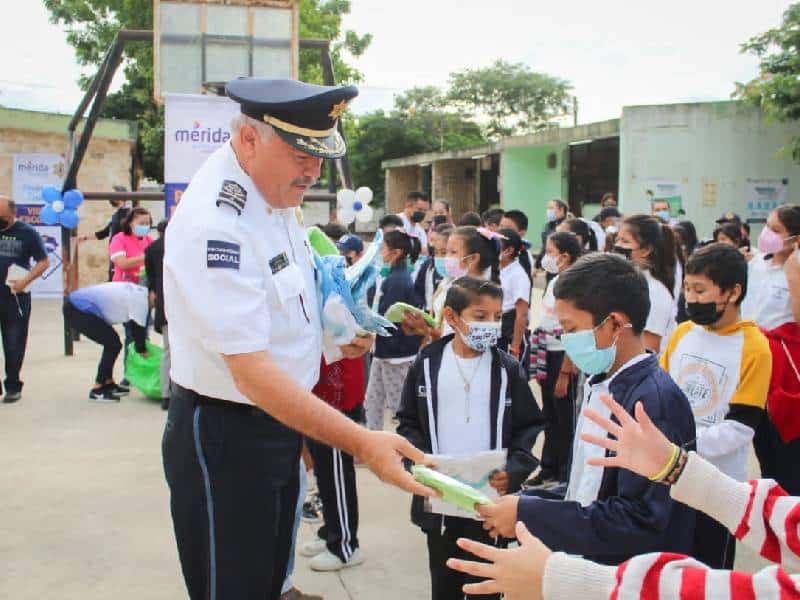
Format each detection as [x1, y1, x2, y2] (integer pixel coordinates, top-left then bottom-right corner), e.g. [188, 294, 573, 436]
[174, 384, 268, 417]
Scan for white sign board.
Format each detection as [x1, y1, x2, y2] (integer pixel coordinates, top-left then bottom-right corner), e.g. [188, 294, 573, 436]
[164, 93, 240, 183]
[11, 154, 65, 298]
[744, 177, 788, 221]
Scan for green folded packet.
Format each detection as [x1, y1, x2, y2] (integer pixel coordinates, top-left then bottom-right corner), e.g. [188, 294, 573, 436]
[412, 465, 492, 513]
[385, 302, 437, 327]
[307, 226, 339, 257]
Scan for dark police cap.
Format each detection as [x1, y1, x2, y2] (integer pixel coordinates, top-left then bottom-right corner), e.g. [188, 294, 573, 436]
[226, 78, 358, 159]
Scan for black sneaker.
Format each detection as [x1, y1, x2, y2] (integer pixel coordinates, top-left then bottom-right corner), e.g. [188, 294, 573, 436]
[89, 386, 121, 403]
[302, 493, 323, 524]
[161, 397, 170, 411]
[2, 391, 21, 403]
[524, 471, 558, 490]
[111, 382, 130, 395]
[120, 378, 130, 387]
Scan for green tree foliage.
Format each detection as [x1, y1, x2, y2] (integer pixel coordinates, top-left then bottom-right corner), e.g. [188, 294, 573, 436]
[447, 59, 572, 139]
[736, 3, 800, 160]
[44, 0, 370, 182]
[349, 87, 485, 203]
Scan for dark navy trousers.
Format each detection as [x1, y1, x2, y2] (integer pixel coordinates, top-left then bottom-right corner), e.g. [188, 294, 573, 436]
[163, 385, 301, 600]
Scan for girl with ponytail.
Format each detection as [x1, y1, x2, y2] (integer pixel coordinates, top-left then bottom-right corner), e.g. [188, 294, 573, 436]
[498, 228, 531, 361]
[402, 226, 503, 344]
[614, 215, 679, 353]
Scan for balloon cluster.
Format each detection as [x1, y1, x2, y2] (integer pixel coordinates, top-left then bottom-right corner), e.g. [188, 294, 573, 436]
[336, 187, 374, 225]
[40, 186, 83, 229]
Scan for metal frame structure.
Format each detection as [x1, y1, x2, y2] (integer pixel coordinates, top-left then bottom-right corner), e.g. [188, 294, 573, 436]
[60, 29, 351, 355]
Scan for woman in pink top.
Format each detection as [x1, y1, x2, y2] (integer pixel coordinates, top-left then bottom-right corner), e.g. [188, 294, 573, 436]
[109, 207, 153, 284]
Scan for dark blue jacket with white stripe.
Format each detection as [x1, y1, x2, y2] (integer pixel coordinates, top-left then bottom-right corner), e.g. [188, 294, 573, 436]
[397, 335, 544, 532]
[517, 354, 697, 565]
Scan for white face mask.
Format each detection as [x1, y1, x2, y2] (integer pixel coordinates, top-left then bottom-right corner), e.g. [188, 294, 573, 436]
[541, 254, 560, 274]
[546, 208, 557, 223]
[458, 320, 501, 353]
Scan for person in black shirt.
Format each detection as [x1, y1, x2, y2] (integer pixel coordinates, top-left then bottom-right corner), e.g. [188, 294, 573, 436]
[144, 219, 169, 410]
[0, 196, 50, 402]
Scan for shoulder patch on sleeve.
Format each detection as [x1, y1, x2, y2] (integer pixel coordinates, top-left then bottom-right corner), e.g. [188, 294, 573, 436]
[207, 240, 240, 269]
[215, 180, 247, 215]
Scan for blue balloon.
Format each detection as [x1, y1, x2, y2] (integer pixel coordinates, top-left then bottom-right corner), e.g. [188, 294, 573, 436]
[60, 209, 80, 229]
[40, 205, 59, 225]
[63, 189, 84, 210]
[42, 186, 61, 204]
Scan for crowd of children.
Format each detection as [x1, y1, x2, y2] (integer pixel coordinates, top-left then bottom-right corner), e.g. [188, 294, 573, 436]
[292, 193, 800, 600]
[73, 191, 800, 599]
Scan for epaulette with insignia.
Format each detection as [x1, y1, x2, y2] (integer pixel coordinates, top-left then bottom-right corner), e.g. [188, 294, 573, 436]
[216, 180, 247, 215]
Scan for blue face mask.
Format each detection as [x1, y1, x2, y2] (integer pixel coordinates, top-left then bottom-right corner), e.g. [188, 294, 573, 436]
[133, 224, 150, 237]
[560, 316, 631, 375]
[434, 256, 448, 277]
[655, 210, 671, 223]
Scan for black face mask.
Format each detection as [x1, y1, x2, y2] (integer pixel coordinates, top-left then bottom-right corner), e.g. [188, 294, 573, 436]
[433, 215, 448, 226]
[345, 255, 354, 266]
[612, 245, 632, 260]
[411, 210, 426, 223]
[0, 218, 9, 230]
[685, 299, 727, 326]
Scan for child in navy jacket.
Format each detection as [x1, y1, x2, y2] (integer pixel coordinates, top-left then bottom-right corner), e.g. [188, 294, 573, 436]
[398, 277, 542, 599]
[364, 230, 424, 430]
[478, 253, 697, 566]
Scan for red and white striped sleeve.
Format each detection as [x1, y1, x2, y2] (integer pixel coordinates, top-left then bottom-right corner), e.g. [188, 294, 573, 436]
[542, 452, 800, 599]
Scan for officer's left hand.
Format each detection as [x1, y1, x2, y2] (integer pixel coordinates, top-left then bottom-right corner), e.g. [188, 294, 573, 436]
[340, 333, 374, 358]
[478, 495, 520, 539]
[358, 430, 439, 498]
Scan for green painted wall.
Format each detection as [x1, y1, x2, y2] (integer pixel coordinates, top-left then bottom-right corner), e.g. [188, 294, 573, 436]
[0, 107, 137, 141]
[501, 144, 566, 249]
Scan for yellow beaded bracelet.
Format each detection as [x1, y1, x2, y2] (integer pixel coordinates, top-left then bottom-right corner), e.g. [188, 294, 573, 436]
[649, 443, 678, 482]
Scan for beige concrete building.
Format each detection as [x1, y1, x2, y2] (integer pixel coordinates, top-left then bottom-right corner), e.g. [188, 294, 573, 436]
[0, 107, 138, 287]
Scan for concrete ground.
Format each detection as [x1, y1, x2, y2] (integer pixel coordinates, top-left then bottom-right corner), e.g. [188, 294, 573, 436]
[1, 299, 768, 599]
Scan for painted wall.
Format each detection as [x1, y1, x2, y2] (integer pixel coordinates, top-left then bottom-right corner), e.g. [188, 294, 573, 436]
[501, 144, 566, 245]
[620, 102, 800, 238]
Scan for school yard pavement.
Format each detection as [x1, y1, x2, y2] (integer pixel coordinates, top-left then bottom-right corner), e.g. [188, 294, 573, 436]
[1, 299, 767, 599]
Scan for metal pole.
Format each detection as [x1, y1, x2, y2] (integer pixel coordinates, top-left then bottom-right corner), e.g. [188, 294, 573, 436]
[61, 30, 151, 356]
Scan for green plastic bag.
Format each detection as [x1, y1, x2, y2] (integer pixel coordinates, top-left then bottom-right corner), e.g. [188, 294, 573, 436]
[412, 465, 491, 513]
[125, 340, 163, 399]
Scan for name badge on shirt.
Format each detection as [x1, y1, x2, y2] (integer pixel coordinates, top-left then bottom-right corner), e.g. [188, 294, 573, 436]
[207, 240, 240, 270]
[269, 252, 290, 274]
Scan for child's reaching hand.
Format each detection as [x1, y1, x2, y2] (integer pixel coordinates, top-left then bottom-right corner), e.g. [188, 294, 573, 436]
[477, 495, 519, 539]
[489, 470, 509, 495]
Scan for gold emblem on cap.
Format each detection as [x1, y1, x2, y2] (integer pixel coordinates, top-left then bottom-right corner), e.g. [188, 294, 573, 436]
[329, 100, 350, 120]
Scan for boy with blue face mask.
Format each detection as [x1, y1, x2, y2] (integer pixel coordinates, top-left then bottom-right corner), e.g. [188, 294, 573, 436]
[478, 253, 697, 567]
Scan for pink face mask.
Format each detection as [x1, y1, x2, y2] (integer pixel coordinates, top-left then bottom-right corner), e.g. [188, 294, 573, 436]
[444, 256, 467, 279]
[758, 227, 787, 255]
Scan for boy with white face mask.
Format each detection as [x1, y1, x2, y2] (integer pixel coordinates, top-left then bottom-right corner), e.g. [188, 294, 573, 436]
[477, 253, 697, 567]
[397, 276, 542, 600]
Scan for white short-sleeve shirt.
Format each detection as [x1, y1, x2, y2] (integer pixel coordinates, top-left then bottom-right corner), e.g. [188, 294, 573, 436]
[642, 268, 676, 353]
[164, 142, 322, 404]
[499, 260, 531, 313]
[741, 253, 795, 331]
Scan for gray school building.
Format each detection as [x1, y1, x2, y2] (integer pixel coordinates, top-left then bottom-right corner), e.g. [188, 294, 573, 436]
[382, 101, 800, 240]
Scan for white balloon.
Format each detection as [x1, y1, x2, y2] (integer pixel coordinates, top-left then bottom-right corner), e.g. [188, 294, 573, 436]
[354, 186, 373, 205]
[336, 188, 355, 208]
[52, 200, 64, 213]
[338, 207, 355, 225]
[355, 204, 374, 223]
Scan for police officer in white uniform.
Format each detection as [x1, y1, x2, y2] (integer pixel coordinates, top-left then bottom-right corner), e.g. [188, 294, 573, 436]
[162, 78, 433, 600]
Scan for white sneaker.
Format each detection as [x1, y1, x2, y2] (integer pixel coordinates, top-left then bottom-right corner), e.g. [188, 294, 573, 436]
[299, 538, 327, 558]
[309, 548, 364, 572]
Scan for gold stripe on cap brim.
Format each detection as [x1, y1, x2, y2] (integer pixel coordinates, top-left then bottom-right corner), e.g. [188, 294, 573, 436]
[262, 114, 336, 138]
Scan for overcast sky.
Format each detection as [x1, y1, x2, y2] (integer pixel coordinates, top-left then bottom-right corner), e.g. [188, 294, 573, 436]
[0, 0, 794, 124]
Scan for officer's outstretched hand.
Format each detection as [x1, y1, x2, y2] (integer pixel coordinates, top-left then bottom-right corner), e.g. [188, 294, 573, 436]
[358, 431, 439, 498]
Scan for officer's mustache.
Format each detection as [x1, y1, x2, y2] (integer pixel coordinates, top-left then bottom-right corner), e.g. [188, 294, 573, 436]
[291, 177, 315, 188]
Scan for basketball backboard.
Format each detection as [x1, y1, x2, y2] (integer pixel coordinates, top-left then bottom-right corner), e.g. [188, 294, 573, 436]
[153, 0, 299, 102]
